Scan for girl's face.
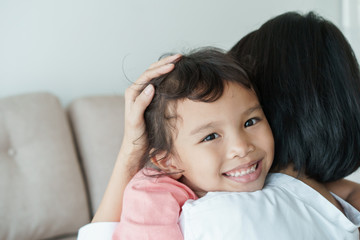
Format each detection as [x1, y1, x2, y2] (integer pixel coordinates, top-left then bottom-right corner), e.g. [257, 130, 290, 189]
[171, 82, 274, 197]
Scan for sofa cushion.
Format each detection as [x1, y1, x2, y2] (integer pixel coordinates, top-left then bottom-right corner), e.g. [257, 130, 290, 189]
[0, 92, 90, 240]
[68, 95, 125, 216]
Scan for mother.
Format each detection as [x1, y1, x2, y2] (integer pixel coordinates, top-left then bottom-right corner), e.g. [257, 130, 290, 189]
[82, 11, 360, 238]
[179, 11, 360, 239]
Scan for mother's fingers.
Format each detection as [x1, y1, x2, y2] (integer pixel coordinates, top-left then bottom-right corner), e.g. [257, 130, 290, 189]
[139, 63, 175, 85]
[131, 53, 181, 89]
[137, 53, 181, 85]
[131, 84, 155, 125]
[124, 53, 181, 113]
[148, 53, 182, 70]
[125, 62, 175, 102]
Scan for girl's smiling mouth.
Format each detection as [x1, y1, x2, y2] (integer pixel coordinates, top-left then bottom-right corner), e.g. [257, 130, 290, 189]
[222, 160, 262, 183]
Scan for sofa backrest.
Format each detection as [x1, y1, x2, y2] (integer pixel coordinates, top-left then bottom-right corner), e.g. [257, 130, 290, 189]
[0, 93, 89, 240]
[68, 95, 125, 216]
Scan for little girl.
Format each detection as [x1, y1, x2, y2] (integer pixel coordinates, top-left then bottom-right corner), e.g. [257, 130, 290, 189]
[112, 48, 274, 239]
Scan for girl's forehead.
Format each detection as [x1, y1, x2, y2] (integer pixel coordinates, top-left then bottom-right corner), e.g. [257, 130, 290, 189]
[164, 82, 259, 141]
[175, 83, 259, 125]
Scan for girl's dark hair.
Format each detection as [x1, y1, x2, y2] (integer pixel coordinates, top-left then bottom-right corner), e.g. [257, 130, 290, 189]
[229, 12, 360, 182]
[139, 47, 251, 171]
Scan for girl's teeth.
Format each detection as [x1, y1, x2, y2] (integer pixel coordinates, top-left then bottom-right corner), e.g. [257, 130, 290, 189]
[226, 163, 257, 177]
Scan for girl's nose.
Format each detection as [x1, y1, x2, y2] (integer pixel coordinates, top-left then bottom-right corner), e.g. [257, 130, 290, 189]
[227, 134, 255, 159]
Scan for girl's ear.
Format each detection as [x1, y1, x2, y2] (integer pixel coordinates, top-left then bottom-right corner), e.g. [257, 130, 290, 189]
[150, 150, 183, 180]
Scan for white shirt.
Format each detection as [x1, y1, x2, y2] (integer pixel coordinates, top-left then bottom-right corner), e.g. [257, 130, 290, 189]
[78, 222, 118, 240]
[179, 173, 360, 240]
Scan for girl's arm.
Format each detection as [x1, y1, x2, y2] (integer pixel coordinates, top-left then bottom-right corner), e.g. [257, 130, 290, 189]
[325, 179, 360, 211]
[91, 54, 181, 222]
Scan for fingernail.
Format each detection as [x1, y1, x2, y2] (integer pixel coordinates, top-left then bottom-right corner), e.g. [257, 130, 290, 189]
[171, 54, 182, 60]
[144, 84, 154, 96]
[163, 63, 174, 68]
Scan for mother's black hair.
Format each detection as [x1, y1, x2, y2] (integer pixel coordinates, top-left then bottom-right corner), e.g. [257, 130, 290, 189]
[229, 11, 360, 182]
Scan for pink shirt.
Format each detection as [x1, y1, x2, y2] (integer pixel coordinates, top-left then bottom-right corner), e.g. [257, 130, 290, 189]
[112, 168, 198, 240]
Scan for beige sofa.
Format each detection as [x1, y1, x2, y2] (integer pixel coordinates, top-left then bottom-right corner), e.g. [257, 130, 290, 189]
[0, 92, 124, 240]
[1, 92, 359, 240]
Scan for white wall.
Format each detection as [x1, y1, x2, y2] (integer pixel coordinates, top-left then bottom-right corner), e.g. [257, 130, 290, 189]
[0, 0, 347, 106]
[342, 0, 360, 60]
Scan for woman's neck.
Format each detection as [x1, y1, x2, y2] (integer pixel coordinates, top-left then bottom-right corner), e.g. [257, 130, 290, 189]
[278, 166, 344, 213]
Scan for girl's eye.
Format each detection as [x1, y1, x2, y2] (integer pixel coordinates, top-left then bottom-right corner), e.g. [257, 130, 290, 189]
[244, 118, 260, 127]
[202, 133, 220, 142]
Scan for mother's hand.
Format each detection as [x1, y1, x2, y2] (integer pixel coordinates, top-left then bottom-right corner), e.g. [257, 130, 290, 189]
[121, 54, 182, 172]
[92, 54, 181, 222]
